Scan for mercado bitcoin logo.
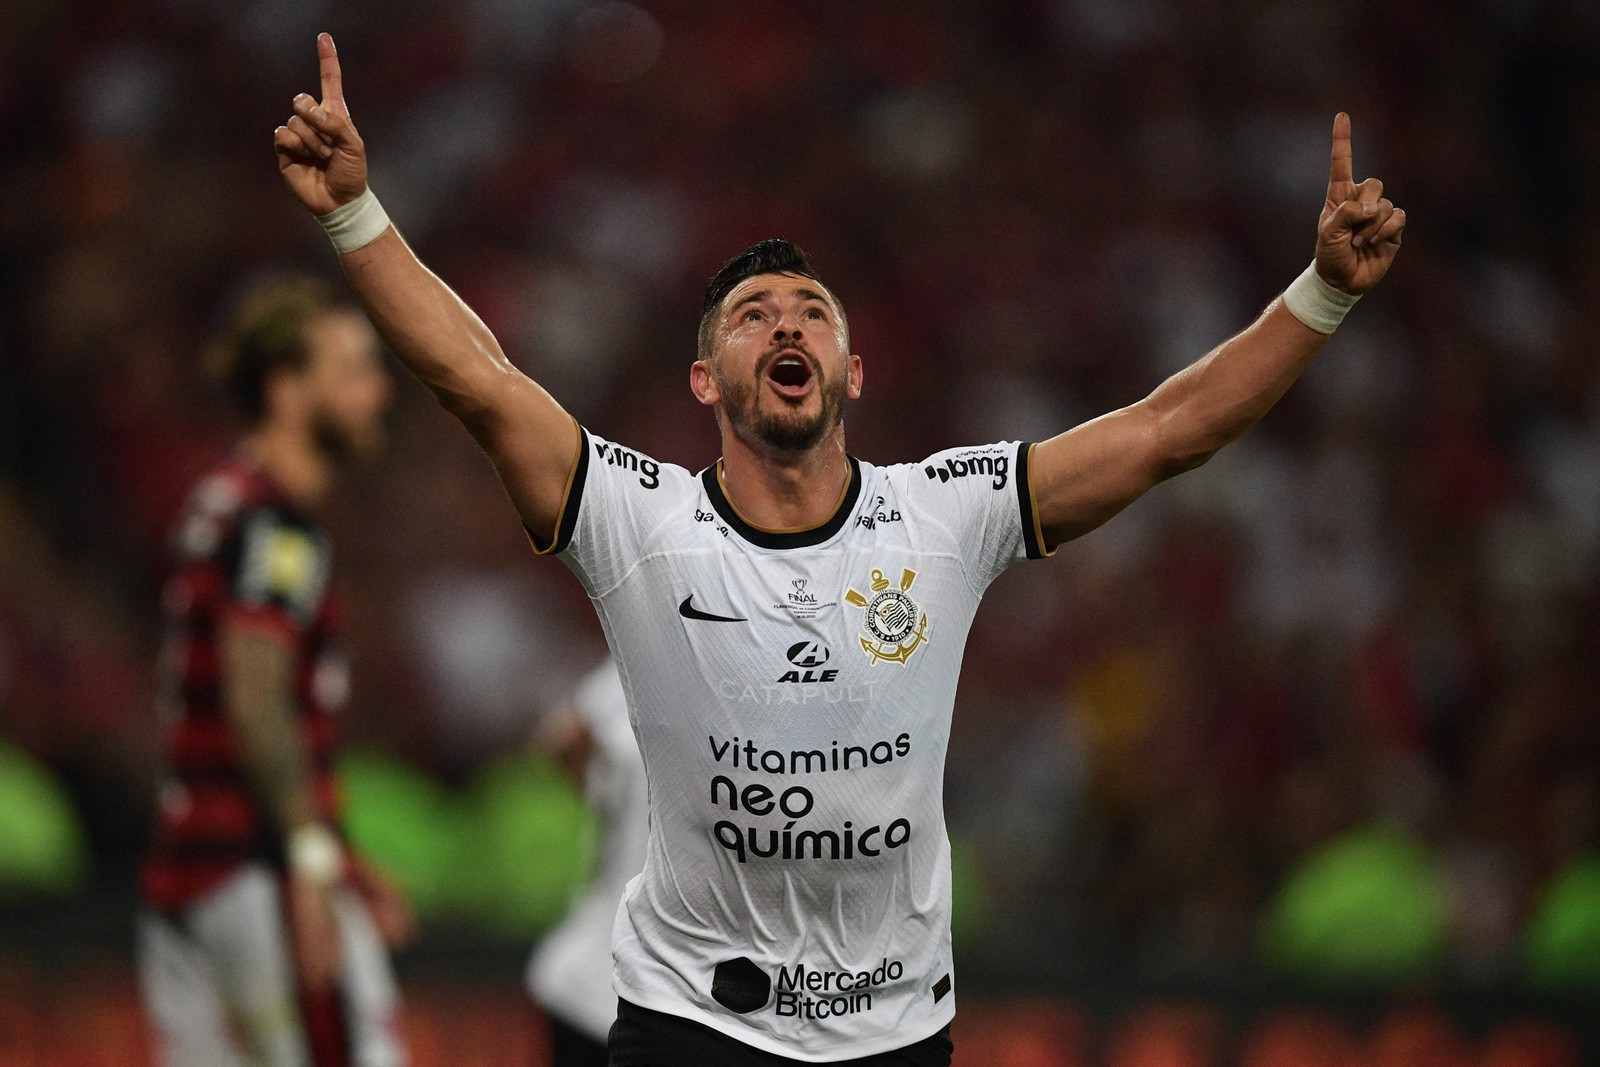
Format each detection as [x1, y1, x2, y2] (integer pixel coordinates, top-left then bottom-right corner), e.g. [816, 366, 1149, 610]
[845, 567, 929, 666]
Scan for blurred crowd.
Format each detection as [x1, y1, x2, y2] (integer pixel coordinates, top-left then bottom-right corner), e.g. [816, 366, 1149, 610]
[3, 0, 1599, 996]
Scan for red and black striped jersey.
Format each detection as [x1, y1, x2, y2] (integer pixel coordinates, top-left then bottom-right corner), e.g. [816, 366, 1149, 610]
[142, 455, 349, 911]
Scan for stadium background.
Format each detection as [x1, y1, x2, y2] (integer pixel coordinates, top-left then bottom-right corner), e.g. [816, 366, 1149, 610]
[2, 0, 1598, 1063]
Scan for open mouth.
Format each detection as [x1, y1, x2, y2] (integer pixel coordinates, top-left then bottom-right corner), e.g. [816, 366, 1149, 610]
[765, 352, 815, 398]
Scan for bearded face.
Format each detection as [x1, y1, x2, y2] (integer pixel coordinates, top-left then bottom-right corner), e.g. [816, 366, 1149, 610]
[311, 401, 386, 462]
[714, 345, 849, 453]
[698, 273, 858, 454]
[302, 310, 392, 463]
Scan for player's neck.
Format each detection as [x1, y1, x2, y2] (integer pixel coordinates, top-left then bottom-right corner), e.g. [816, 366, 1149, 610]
[717, 427, 850, 532]
[241, 421, 334, 508]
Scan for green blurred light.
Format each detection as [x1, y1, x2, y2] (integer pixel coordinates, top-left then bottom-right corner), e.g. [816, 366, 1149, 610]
[338, 751, 594, 940]
[336, 751, 461, 915]
[1524, 854, 1600, 989]
[456, 754, 594, 940]
[949, 834, 990, 952]
[1261, 824, 1449, 985]
[0, 740, 88, 896]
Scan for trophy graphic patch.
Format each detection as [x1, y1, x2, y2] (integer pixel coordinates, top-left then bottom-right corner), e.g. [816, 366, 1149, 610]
[845, 567, 929, 666]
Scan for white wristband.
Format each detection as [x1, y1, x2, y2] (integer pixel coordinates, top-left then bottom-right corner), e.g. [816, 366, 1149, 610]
[288, 824, 342, 885]
[1282, 263, 1361, 335]
[316, 187, 390, 255]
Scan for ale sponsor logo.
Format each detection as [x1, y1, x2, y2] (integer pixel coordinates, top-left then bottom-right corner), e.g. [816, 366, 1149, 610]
[777, 640, 837, 683]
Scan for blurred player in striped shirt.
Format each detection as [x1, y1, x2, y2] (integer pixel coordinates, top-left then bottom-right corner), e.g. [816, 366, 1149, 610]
[138, 276, 411, 1067]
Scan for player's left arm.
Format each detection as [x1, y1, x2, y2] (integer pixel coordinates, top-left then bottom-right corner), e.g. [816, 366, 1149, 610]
[1031, 113, 1405, 548]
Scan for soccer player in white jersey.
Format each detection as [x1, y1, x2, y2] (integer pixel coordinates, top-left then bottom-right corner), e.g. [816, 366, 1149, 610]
[274, 33, 1404, 1066]
[528, 659, 649, 1066]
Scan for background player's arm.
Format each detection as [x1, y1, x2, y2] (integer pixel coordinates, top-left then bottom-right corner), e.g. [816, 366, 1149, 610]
[536, 703, 596, 787]
[219, 628, 319, 831]
[274, 34, 577, 543]
[1030, 114, 1405, 547]
[218, 626, 342, 990]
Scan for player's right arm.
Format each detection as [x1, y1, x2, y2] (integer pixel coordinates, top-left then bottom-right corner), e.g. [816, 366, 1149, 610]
[273, 33, 578, 544]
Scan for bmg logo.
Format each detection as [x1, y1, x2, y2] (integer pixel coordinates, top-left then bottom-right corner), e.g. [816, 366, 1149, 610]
[923, 451, 1008, 489]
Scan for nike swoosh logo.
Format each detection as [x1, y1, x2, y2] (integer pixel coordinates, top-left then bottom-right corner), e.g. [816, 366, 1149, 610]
[679, 595, 747, 623]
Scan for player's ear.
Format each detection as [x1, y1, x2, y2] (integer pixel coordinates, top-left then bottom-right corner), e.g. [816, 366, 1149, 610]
[847, 353, 863, 400]
[691, 359, 719, 406]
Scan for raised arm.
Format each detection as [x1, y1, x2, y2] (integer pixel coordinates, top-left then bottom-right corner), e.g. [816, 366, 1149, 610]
[1031, 113, 1405, 548]
[273, 34, 578, 545]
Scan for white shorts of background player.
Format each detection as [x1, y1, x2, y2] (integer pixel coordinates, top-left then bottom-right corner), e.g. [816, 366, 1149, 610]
[137, 862, 404, 1067]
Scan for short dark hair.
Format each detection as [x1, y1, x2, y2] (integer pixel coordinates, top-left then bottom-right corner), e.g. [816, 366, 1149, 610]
[207, 275, 340, 423]
[696, 239, 844, 360]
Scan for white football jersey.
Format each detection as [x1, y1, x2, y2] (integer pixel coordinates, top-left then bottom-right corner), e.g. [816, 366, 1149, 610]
[537, 429, 1051, 1062]
[527, 659, 649, 1040]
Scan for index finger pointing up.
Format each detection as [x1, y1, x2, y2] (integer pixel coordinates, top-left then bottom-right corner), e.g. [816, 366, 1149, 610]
[1328, 112, 1353, 195]
[318, 32, 343, 106]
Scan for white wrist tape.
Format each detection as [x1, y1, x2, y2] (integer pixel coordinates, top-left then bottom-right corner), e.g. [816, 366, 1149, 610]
[288, 824, 342, 885]
[316, 187, 390, 255]
[1282, 263, 1361, 335]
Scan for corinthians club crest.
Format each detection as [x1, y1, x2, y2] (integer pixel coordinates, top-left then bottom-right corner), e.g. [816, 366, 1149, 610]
[845, 567, 929, 666]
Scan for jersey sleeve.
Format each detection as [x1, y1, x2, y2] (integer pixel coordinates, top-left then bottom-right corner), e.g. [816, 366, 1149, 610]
[530, 427, 685, 596]
[219, 504, 332, 640]
[903, 441, 1053, 591]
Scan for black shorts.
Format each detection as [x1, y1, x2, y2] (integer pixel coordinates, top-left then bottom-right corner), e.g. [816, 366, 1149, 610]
[547, 1010, 610, 1067]
[607, 1000, 953, 1067]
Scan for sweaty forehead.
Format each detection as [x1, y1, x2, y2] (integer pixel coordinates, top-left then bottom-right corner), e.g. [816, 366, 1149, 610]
[721, 272, 843, 318]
